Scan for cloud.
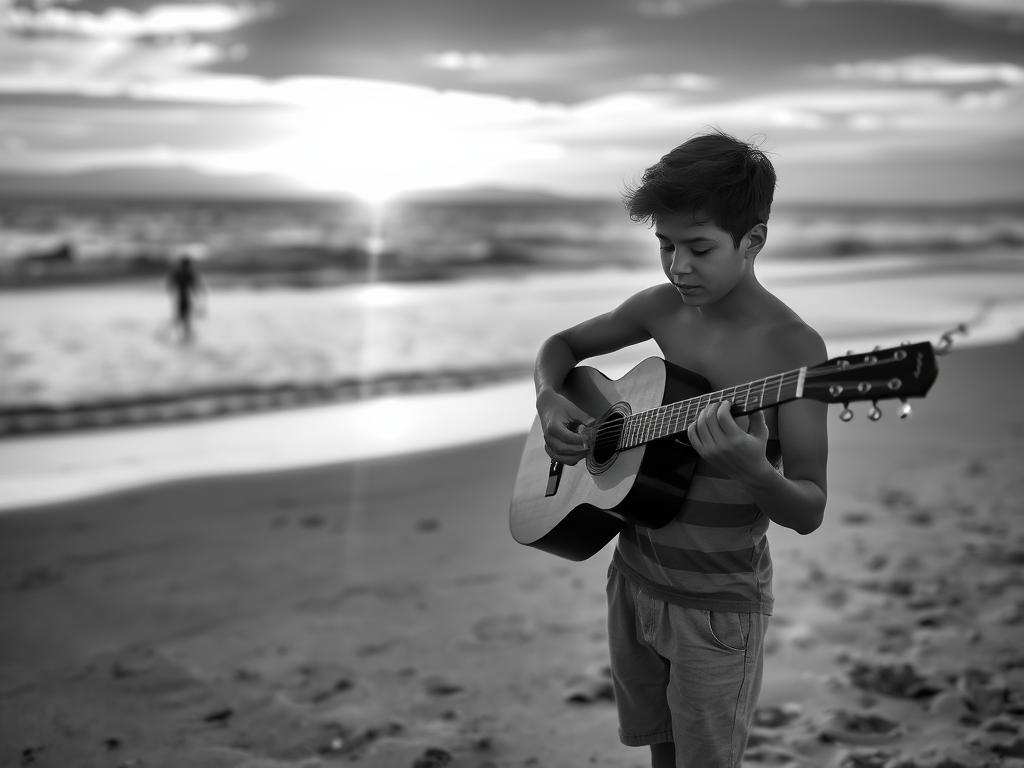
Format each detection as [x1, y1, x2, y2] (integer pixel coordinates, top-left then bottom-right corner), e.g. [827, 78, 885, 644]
[424, 50, 490, 72]
[786, 0, 1024, 15]
[0, 34, 235, 96]
[833, 55, 1024, 86]
[630, 0, 737, 17]
[3, 69, 1022, 196]
[4, 1, 273, 38]
[632, 72, 718, 91]
[0, 1, 261, 97]
[1, 0, 1022, 200]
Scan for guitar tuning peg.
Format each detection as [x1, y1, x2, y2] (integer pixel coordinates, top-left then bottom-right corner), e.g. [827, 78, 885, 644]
[868, 401, 882, 421]
[899, 399, 912, 419]
[839, 403, 854, 422]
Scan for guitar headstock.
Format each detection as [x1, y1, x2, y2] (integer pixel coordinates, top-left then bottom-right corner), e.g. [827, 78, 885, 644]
[803, 342, 938, 421]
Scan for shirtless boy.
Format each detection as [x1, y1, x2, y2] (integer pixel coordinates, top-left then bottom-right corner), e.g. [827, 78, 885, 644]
[533, 131, 828, 767]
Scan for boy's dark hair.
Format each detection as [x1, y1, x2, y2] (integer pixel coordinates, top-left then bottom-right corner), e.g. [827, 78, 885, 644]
[623, 130, 777, 247]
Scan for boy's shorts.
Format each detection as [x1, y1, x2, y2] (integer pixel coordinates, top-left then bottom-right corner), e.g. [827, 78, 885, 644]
[606, 560, 769, 768]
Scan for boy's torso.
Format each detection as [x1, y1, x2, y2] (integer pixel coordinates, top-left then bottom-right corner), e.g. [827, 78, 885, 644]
[640, 282, 811, 438]
[609, 282, 809, 614]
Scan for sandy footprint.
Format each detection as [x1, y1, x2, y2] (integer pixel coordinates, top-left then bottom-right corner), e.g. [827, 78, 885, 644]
[820, 709, 902, 746]
[471, 614, 533, 646]
[563, 663, 614, 705]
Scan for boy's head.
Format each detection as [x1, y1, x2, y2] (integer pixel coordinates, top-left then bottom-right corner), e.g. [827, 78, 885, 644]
[623, 130, 776, 247]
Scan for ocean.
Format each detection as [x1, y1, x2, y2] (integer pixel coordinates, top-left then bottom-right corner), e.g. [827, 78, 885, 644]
[1, 194, 1023, 436]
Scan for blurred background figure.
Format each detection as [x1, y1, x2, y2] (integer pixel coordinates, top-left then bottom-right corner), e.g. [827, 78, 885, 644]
[166, 252, 205, 345]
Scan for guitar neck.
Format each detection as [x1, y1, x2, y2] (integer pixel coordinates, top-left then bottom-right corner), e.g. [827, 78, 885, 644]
[618, 367, 806, 450]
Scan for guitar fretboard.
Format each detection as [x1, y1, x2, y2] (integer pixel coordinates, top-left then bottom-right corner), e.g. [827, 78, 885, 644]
[617, 367, 806, 450]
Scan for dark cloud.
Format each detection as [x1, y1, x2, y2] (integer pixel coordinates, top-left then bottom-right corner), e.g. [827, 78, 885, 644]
[189, 0, 1024, 103]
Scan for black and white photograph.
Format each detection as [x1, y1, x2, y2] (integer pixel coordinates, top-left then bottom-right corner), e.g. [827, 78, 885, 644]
[1, 1, 1023, 766]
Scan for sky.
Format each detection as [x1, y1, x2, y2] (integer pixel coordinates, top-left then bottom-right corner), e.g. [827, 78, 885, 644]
[1, 0, 1023, 202]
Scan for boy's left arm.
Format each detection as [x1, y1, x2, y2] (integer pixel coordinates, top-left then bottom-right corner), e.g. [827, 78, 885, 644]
[688, 334, 828, 535]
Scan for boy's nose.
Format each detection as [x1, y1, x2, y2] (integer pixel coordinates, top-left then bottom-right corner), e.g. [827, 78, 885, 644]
[670, 254, 693, 275]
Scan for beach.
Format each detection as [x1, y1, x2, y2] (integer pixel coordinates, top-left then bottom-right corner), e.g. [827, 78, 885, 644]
[2, 334, 1024, 767]
[3, 197, 1024, 767]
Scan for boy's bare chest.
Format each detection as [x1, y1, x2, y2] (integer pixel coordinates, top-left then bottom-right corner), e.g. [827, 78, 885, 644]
[654, 330, 783, 435]
[652, 323, 774, 389]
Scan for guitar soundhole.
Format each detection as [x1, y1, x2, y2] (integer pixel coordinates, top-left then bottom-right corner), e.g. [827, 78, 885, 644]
[592, 411, 622, 463]
[587, 405, 629, 475]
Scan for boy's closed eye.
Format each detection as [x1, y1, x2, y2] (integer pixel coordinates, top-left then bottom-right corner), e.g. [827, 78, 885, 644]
[656, 236, 712, 256]
[659, 244, 711, 256]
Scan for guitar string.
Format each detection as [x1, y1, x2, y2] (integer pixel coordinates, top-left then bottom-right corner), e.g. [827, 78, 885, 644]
[589, 355, 912, 441]
[585, 357, 916, 450]
[587, 369, 803, 446]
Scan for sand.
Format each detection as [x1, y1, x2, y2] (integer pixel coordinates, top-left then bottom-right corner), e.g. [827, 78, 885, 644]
[2, 338, 1024, 768]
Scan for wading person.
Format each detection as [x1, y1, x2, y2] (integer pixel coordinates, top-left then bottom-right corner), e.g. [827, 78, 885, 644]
[166, 254, 205, 345]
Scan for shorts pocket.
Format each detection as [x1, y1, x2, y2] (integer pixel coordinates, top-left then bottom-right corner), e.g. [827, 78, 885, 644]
[704, 610, 749, 653]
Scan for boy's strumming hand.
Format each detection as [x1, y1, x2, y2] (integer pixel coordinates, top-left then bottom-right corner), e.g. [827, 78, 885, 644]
[687, 401, 773, 482]
[536, 389, 593, 465]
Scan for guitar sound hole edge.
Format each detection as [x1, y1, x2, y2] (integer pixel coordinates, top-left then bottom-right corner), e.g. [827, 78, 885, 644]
[587, 402, 631, 475]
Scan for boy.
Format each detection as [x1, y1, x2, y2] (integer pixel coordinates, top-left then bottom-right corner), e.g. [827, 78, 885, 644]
[533, 131, 828, 767]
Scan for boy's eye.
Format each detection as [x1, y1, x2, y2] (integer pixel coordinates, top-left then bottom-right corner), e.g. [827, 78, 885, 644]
[692, 249, 710, 256]
[658, 243, 673, 252]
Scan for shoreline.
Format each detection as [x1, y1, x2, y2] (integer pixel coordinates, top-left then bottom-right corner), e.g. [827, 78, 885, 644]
[0, 377, 538, 512]
[2, 333, 1021, 515]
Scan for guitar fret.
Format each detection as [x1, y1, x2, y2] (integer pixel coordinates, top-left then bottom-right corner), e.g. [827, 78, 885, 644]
[601, 368, 808, 454]
[636, 371, 799, 449]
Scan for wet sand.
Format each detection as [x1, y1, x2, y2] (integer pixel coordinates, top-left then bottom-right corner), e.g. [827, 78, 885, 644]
[1, 338, 1023, 767]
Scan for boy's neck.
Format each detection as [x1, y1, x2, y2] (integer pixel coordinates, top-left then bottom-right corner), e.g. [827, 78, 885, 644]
[693, 270, 768, 324]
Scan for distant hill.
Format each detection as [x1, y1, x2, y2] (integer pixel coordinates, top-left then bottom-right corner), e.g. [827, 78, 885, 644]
[394, 186, 586, 204]
[0, 167, 606, 205]
[0, 166, 324, 200]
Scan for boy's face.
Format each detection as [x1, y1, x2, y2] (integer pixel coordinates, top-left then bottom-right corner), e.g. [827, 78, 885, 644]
[653, 210, 755, 306]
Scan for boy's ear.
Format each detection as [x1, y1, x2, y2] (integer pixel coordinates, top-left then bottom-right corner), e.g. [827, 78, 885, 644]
[744, 223, 767, 259]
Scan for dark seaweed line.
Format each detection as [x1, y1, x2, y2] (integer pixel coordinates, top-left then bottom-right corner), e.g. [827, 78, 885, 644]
[0, 364, 533, 438]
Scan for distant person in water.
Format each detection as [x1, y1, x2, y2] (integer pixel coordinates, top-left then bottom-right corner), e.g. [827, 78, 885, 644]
[166, 254, 205, 344]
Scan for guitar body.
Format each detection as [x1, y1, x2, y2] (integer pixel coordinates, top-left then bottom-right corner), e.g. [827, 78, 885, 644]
[509, 340, 939, 562]
[509, 357, 708, 561]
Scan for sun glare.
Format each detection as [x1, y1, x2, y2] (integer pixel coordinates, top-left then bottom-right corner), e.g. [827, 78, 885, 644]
[354, 283, 404, 308]
[278, 91, 477, 202]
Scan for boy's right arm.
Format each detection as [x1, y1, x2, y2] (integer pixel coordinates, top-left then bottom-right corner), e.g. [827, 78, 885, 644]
[534, 289, 656, 464]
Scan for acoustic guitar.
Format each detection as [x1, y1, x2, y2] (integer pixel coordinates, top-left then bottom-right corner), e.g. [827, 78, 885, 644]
[509, 342, 939, 561]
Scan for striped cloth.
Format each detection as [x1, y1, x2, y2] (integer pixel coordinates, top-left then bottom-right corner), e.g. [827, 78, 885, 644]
[612, 438, 781, 615]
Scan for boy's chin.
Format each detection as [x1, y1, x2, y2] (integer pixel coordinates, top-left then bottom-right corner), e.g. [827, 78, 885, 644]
[674, 286, 708, 304]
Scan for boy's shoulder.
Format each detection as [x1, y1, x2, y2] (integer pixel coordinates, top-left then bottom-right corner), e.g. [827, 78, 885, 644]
[752, 296, 826, 367]
[621, 282, 687, 316]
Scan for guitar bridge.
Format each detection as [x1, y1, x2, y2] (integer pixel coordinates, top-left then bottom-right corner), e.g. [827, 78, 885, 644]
[545, 459, 564, 497]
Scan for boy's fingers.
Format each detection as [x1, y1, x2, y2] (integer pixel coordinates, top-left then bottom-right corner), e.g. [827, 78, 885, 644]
[691, 409, 718, 450]
[716, 401, 747, 437]
[748, 408, 769, 438]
